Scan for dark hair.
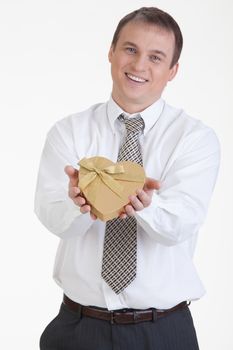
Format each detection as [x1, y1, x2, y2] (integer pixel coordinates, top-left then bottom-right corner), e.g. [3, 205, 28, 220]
[111, 7, 183, 68]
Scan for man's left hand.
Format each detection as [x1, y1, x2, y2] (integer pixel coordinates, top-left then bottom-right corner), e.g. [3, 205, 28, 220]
[119, 178, 161, 219]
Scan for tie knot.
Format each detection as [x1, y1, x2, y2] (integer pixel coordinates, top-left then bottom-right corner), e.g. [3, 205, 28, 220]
[118, 114, 145, 135]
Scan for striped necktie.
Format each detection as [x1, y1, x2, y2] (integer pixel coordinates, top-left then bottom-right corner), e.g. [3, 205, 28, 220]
[101, 114, 145, 294]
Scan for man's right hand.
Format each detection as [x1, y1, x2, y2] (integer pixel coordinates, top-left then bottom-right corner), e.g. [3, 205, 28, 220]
[64, 165, 97, 220]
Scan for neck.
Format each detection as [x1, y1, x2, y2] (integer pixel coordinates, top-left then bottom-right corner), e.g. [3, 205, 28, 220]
[111, 94, 160, 114]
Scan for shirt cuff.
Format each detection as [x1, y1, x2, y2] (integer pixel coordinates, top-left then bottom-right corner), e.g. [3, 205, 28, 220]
[135, 191, 160, 228]
[134, 192, 175, 245]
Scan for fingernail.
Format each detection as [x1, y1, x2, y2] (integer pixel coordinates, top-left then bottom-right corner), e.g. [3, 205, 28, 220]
[129, 195, 135, 201]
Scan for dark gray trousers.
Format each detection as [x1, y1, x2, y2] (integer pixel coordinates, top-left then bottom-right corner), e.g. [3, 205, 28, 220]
[40, 302, 199, 350]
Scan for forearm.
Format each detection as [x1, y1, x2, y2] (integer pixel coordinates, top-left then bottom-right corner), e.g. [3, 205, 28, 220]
[135, 192, 204, 245]
[34, 122, 94, 238]
[34, 189, 93, 238]
[135, 129, 221, 246]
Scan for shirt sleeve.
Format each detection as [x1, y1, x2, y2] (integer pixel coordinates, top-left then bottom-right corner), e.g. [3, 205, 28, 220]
[135, 126, 221, 246]
[34, 120, 94, 239]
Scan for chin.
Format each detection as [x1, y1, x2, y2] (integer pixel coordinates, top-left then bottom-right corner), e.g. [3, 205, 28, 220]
[124, 95, 146, 104]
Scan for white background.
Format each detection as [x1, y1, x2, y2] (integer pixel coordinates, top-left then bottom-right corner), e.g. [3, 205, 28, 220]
[0, 0, 233, 349]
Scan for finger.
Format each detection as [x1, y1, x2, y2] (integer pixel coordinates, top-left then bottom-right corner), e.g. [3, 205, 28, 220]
[73, 196, 86, 207]
[118, 208, 127, 219]
[144, 178, 161, 191]
[64, 165, 78, 177]
[128, 195, 144, 211]
[64, 165, 79, 186]
[69, 186, 81, 199]
[80, 204, 91, 214]
[135, 189, 151, 207]
[90, 212, 97, 220]
[124, 204, 135, 216]
[119, 212, 127, 219]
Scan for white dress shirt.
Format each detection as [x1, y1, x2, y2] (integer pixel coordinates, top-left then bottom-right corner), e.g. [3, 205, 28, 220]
[34, 97, 220, 310]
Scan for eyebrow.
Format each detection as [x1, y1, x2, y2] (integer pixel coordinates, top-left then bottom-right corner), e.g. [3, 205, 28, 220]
[122, 41, 167, 58]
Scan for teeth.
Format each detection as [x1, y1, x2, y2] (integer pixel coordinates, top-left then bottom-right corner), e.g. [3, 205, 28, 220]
[127, 73, 146, 83]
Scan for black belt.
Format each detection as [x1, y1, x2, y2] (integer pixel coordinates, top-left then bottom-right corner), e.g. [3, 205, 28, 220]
[63, 295, 189, 324]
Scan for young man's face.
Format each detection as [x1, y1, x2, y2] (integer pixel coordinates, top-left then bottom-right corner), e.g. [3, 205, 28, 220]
[108, 21, 179, 113]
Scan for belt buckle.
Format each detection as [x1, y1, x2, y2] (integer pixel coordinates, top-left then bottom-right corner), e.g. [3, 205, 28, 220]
[152, 308, 157, 322]
[110, 311, 115, 324]
[133, 311, 140, 323]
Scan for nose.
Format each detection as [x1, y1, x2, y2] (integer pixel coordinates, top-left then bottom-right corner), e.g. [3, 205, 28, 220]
[131, 54, 147, 72]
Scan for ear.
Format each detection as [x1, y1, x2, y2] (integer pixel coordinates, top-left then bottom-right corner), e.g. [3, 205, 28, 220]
[168, 63, 179, 81]
[108, 46, 114, 63]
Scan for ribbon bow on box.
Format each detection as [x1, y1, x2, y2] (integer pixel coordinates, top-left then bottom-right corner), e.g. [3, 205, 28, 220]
[78, 156, 146, 221]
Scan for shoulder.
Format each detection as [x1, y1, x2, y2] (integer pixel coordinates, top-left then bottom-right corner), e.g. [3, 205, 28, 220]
[46, 102, 106, 142]
[163, 101, 220, 152]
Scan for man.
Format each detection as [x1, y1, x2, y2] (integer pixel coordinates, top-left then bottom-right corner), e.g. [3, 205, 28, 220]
[35, 7, 220, 350]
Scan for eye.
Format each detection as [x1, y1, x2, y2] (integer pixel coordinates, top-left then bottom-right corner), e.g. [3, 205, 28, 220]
[150, 55, 161, 63]
[125, 47, 137, 54]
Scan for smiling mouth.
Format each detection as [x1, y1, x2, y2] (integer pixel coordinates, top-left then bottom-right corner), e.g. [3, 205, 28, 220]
[125, 73, 148, 83]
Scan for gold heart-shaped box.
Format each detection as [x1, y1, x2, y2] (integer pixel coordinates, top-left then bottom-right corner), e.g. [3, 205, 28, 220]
[78, 156, 146, 221]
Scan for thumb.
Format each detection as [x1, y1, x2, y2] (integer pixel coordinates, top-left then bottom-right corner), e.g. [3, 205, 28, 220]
[144, 177, 161, 191]
[64, 165, 79, 185]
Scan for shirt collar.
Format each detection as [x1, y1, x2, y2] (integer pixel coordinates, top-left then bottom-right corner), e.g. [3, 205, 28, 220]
[107, 96, 165, 135]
